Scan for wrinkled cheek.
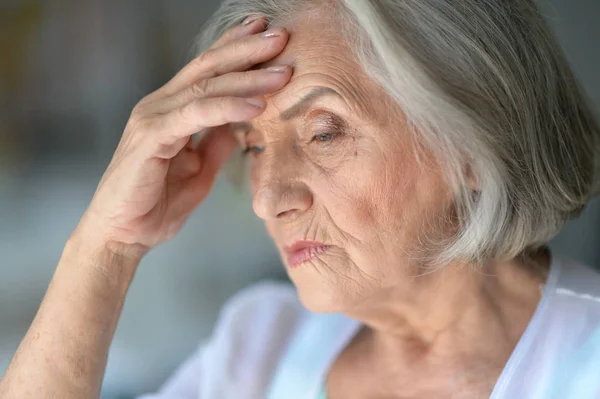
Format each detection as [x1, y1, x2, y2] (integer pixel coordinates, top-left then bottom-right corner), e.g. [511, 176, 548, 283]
[321, 178, 381, 244]
[335, 165, 413, 253]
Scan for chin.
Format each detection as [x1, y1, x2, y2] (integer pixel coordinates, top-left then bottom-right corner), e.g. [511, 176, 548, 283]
[290, 270, 353, 314]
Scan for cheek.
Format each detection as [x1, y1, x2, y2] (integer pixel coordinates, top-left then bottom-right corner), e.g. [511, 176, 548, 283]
[316, 140, 450, 256]
[317, 145, 410, 231]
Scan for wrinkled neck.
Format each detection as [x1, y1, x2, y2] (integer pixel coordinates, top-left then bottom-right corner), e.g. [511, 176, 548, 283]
[343, 249, 550, 362]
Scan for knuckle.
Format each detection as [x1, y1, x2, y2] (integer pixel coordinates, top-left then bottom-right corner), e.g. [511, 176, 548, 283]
[130, 103, 148, 120]
[243, 46, 262, 66]
[195, 49, 213, 68]
[190, 79, 210, 98]
[138, 91, 156, 105]
[134, 116, 160, 134]
[208, 98, 231, 124]
[178, 101, 197, 121]
[233, 39, 248, 59]
[122, 116, 161, 152]
[128, 114, 144, 133]
[220, 26, 237, 41]
[218, 97, 233, 113]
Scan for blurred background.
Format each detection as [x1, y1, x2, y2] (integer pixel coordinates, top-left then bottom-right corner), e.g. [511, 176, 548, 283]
[0, 0, 598, 398]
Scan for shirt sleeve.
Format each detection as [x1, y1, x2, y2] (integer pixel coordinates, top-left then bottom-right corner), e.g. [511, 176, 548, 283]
[135, 342, 207, 399]
[134, 281, 300, 399]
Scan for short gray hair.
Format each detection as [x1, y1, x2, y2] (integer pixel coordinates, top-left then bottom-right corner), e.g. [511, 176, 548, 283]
[196, 0, 600, 265]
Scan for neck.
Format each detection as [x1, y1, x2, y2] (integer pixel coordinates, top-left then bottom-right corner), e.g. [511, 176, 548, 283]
[343, 249, 550, 365]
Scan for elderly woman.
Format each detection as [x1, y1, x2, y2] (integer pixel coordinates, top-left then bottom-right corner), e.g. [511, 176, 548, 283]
[2, 0, 600, 398]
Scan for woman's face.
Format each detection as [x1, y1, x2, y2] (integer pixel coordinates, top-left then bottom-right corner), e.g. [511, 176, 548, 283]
[237, 16, 454, 313]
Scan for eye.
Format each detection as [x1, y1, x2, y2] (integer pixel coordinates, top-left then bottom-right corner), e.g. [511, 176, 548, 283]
[242, 145, 265, 155]
[311, 132, 338, 143]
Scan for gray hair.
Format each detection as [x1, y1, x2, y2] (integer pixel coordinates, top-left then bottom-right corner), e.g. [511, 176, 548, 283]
[196, 0, 600, 265]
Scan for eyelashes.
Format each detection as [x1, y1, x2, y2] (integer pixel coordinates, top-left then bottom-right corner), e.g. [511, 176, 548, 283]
[310, 132, 339, 144]
[242, 145, 265, 155]
[241, 130, 342, 156]
[241, 110, 349, 156]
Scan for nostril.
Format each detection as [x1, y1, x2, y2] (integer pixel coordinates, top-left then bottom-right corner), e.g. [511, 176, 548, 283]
[276, 209, 296, 219]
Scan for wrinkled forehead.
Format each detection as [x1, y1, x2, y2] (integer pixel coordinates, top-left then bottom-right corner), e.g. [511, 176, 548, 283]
[263, 12, 351, 66]
[256, 14, 385, 124]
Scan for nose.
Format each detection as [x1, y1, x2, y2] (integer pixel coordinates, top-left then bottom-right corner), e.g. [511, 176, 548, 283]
[252, 162, 313, 221]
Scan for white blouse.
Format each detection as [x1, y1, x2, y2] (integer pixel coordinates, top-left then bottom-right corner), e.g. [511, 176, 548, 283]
[138, 253, 600, 399]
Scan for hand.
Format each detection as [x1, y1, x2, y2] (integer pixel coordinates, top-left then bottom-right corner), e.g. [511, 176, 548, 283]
[76, 17, 291, 256]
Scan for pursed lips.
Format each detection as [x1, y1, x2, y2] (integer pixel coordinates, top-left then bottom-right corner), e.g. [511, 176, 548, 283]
[283, 240, 331, 268]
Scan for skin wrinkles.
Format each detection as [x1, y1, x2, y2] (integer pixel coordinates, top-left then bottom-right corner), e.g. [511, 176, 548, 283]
[0, 9, 553, 399]
[279, 87, 337, 121]
[242, 11, 548, 399]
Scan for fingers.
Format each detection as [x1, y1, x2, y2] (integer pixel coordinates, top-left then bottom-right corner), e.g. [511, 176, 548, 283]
[200, 28, 290, 79]
[171, 127, 238, 213]
[154, 65, 293, 113]
[209, 15, 267, 50]
[147, 97, 265, 146]
[162, 27, 289, 96]
[168, 146, 202, 180]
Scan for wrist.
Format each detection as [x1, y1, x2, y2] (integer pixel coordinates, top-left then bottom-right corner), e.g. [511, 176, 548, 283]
[70, 212, 149, 261]
[64, 229, 145, 289]
[68, 230, 148, 263]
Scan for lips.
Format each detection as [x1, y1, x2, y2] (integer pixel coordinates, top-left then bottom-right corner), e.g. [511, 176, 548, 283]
[283, 240, 330, 268]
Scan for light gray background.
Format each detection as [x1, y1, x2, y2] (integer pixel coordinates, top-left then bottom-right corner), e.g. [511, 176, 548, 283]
[0, 1, 598, 398]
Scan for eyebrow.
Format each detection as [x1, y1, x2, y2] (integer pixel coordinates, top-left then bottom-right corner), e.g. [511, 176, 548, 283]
[237, 86, 340, 143]
[279, 87, 338, 121]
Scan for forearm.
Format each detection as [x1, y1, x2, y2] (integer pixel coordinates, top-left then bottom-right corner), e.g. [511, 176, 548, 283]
[0, 235, 142, 399]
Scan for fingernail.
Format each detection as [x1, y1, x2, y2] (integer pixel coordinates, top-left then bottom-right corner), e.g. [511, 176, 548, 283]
[246, 98, 265, 108]
[263, 28, 283, 38]
[241, 15, 259, 26]
[266, 65, 289, 73]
